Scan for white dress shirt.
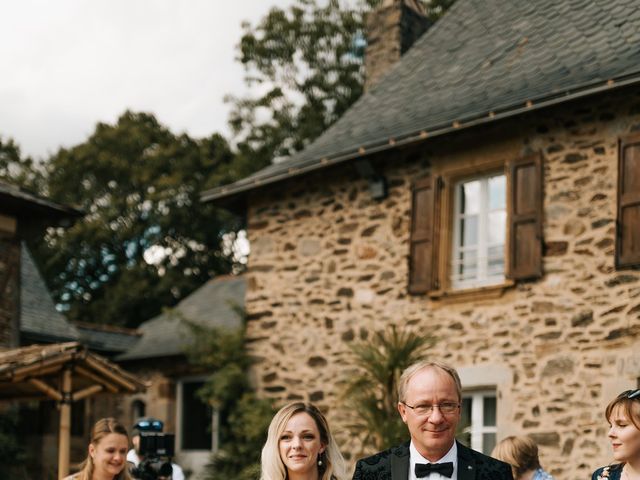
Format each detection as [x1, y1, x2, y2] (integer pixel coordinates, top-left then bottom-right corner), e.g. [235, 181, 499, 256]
[409, 441, 458, 480]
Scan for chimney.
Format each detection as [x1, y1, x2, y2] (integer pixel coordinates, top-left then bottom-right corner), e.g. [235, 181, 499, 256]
[0, 218, 20, 348]
[364, 0, 430, 91]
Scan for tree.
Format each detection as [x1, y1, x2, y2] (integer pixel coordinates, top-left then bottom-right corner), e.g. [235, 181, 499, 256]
[227, 0, 455, 168]
[343, 324, 435, 452]
[30, 111, 242, 327]
[0, 136, 44, 192]
[185, 318, 275, 480]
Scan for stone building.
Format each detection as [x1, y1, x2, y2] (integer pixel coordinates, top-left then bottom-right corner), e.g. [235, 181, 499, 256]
[117, 275, 245, 478]
[202, 1, 640, 478]
[0, 180, 82, 347]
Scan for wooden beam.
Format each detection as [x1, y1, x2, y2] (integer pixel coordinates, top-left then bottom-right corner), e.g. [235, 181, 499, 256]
[84, 357, 137, 392]
[72, 384, 103, 401]
[58, 368, 72, 480]
[28, 378, 62, 402]
[13, 364, 63, 383]
[10, 353, 74, 379]
[74, 365, 119, 393]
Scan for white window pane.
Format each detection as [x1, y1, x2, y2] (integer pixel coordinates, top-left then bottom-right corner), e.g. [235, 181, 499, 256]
[460, 180, 480, 214]
[483, 433, 497, 455]
[488, 211, 506, 244]
[487, 245, 504, 275]
[489, 174, 506, 210]
[460, 215, 478, 246]
[456, 250, 477, 279]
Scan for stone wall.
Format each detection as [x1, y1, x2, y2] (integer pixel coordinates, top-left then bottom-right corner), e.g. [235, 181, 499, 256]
[0, 224, 20, 348]
[243, 87, 640, 480]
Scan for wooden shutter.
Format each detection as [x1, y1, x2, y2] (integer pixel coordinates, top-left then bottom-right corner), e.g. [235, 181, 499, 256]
[508, 153, 543, 280]
[408, 175, 441, 294]
[617, 134, 640, 268]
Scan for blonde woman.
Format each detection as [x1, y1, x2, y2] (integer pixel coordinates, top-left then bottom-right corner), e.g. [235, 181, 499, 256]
[492, 435, 554, 480]
[261, 402, 346, 480]
[65, 417, 132, 480]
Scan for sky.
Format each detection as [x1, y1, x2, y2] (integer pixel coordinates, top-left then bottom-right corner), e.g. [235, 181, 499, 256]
[0, 0, 294, 160]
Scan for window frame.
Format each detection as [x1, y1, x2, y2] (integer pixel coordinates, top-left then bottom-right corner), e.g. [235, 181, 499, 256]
[450, 172, 507, 290]
[176, 377, 218, 453]
[433, 159, 513, 298]
[459, 390, 497, 455]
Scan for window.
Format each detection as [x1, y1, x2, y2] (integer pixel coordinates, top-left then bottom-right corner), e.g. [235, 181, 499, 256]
[458, 391, 497, 455]
[409, 153, 543, 295]
[451, 173, 506, 289]
[131, 399, 146, 421]
[180, 380, 213, 450]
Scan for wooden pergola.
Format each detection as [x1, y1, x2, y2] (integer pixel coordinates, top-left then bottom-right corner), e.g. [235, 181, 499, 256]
[0, 342, 146, 479]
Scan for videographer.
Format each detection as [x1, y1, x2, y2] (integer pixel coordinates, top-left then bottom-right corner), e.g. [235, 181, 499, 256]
[127, 417, 185, 480]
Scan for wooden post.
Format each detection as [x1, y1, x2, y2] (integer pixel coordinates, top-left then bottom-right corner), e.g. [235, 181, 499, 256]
[58, 367, 72, 480]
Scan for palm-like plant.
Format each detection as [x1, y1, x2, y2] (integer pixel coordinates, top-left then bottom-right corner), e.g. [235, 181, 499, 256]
[343, 324, 435, 452]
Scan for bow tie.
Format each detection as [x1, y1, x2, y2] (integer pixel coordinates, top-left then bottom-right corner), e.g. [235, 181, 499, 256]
[415, 462, 454, 478]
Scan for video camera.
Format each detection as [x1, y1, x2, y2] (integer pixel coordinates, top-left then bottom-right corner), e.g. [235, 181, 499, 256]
[129, 418, 176, 480]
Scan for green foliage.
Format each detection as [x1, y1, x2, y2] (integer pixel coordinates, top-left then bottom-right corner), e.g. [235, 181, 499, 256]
[185, 319, 275, 480]
[228, 0, 455, 168]
[344, 324, 435, 452]
[204, 393, 274, 480]
[29, 111, 243, 327]
[228, 0, 372, 168]
[0, 136, 45, 191]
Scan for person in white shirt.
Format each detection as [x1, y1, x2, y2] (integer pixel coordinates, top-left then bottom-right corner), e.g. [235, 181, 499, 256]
[127, 417, 185, 480]
[352, 360, 513, 480]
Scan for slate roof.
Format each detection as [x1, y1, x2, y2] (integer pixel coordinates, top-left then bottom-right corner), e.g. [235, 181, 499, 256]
[20, 245, 80, 343]
[75, 322, 141, 355]
[117, 275, 245, 361]
[0, 180, 82, 221]
[202, 0, 640, 202]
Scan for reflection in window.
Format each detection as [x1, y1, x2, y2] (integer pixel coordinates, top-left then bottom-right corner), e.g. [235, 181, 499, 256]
[458, 391, 497, 455]
[452, 173, 506, 289]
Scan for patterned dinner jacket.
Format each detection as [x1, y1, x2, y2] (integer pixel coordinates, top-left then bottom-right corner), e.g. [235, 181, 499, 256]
[352, 440, 513, 480]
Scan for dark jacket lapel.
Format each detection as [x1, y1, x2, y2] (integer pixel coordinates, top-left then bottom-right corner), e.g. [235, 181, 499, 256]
[456, 441, 476, 480]
[391, 442, 410, 480]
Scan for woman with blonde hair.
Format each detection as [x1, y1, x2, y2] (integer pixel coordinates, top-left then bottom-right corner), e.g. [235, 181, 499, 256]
[591, 389, 640, 480]
[492, 435, 554, 480]
[261, 402, 346, 480]
[65, 417, 132, 480]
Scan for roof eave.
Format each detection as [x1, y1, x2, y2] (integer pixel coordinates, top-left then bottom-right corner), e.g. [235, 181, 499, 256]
[202, 72, 640, 204]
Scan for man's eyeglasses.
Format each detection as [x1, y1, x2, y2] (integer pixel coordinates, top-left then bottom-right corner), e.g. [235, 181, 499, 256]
[402, 402, 460, 416]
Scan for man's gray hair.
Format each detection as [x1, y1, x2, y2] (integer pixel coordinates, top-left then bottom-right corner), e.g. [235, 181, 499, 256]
[397, 360, 462, 402]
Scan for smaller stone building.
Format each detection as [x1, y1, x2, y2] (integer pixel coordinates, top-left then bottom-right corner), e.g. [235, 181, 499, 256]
[117, 275, 245, 479]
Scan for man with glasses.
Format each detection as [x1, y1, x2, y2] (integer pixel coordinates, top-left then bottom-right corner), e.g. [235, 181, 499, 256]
[353, 360, 513, 480]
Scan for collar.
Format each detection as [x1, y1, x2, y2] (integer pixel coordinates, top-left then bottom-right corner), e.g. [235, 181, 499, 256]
[409, 441, 458, 480]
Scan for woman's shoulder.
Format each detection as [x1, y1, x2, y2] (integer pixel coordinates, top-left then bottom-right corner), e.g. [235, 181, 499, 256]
[532, 468, 555, 480]
[592, 464, 623, 480]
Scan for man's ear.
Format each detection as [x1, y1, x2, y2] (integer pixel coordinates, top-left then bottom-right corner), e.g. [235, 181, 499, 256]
[398, 402, 409, 424]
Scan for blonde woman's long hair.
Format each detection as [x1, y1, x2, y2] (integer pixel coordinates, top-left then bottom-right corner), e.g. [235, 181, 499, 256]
[74, 417, 132, 480]
[260, 402, 346, 480]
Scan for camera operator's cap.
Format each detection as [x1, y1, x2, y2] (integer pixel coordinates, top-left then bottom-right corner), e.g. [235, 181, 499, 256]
[132, 417, 163, 436]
